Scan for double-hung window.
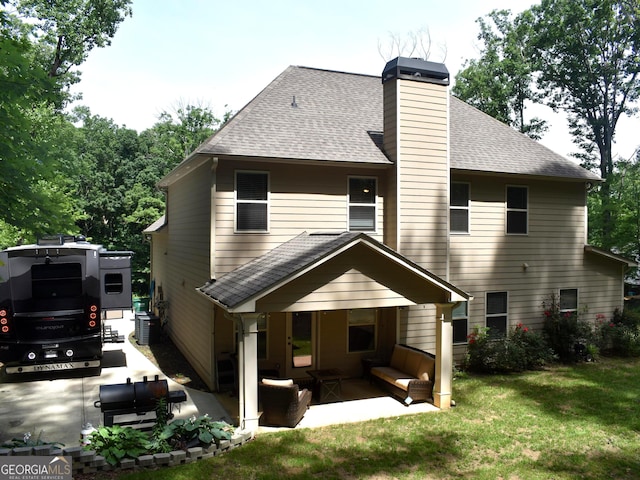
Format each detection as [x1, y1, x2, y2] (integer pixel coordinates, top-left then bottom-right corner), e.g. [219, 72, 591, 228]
[235, 171, 269, 232]
[348, 308, 376, 353]
[559, 288, 578, 314]
[450, 182, 470, 233]
[452, 302, 469, 344]
[486, 291, 508, 337]
[506, 186, 528, 234]
[348, 177, 376, 232]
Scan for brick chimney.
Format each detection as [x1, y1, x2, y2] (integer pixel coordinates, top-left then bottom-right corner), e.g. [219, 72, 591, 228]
[382, 57, 450, 278]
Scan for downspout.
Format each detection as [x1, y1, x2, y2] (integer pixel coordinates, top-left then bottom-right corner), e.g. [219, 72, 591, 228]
[209, 158, 219, 389]
[210, 157, 219, 280]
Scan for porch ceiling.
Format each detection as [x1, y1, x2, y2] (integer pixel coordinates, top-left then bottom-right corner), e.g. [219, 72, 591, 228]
[197, 231, 470, 313]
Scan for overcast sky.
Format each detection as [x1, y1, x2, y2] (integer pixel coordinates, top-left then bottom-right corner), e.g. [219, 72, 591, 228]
[71, 0, 640, 162]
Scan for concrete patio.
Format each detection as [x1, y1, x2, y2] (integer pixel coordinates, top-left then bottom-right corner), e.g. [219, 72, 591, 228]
[215, 377, 440, 433]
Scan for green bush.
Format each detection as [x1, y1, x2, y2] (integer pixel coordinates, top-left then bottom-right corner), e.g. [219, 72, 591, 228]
[158, 415, 234, 451]
[598, 308, 640, 357]
[542, 294, 595, 362]
[465, 323, 551, 373]
[88, 425, 152, 466]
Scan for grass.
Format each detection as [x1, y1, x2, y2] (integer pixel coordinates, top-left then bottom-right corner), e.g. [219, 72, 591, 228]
[93, 357, 640, 479]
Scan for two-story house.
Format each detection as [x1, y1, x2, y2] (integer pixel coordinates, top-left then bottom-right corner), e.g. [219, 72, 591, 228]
[145, 57, 634, 433]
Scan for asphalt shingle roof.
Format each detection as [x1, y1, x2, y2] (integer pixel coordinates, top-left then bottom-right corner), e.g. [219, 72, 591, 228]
[198, 231, 363, 309]
[193, 65, 599, 181]
[197, 231, 469, 310]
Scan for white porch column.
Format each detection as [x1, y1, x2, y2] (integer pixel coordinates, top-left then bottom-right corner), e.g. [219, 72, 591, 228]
[237, 313, 260, 434]
[434, 303, 455, 410]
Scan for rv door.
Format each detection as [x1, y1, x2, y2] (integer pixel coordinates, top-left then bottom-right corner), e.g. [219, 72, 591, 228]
[99, 251, 133, 310]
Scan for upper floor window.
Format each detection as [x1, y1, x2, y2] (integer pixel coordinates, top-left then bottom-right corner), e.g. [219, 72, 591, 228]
[235, 171, 269, 232]
[559, 288, 578, 313]
[452, 302, 469, 344]
[506, 186, 528, 234]
[450, 182, 470, 233]
[486, 291, 508, 337]
[348, 177, 376, 232]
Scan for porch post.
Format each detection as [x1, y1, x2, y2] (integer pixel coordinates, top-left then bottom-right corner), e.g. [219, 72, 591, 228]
[238, 313, 260, 434]
[434, 303, 455, 410]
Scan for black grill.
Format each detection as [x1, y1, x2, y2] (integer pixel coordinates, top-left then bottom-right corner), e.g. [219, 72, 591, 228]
[94, 375, 187, 427]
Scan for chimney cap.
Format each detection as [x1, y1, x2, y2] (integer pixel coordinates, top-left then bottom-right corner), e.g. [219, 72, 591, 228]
[382, 57, 449, 86]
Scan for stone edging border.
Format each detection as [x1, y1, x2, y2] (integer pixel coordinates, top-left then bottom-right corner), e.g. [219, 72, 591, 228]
[0, 430, 253, 476]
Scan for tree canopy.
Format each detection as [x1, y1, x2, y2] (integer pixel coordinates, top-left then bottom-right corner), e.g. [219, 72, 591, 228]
[0, 0, 132, 238]
[452, 9, 547, 140]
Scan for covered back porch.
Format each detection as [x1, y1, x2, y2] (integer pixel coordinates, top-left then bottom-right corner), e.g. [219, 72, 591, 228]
[198, 232, 470, 434]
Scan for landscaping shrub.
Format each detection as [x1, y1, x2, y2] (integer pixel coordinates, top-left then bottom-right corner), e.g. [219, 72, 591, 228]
[88, 425, 152, 466]
[86, 399, 235, 465]
[542, 294, 596, 362]
[598, 308, 640, 357]
[465, 323, 551, 373]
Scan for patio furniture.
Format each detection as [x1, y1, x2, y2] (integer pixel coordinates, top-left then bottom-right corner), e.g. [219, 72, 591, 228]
[370, 344, 435, 405]
[259, 378, 312, 427]
[306, 368, 345, 403]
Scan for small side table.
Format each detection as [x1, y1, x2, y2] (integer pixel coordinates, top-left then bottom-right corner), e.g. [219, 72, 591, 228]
[361, 358, 385, 381]
[306, 369, 344, 403]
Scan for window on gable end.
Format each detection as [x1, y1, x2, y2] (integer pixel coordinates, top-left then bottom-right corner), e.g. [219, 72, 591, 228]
[236, 171, 269, 232]
[506, 186, 528, 234]
[450, 182, 470, 233]
[348, 177, 376, 232]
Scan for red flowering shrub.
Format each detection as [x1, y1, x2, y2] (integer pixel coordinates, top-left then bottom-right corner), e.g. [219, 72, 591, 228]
[465, 324, 551, 373]
[598, 308, 640, 357]
[542, 293, 596, 362]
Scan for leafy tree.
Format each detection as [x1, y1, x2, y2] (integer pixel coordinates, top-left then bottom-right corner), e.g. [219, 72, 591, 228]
[453, 9, 547, 140]
[528, 0, 640, 247]
[0, 0, 132, 240]
[71, 104, 230, 295]
[15, 0, 132, 97]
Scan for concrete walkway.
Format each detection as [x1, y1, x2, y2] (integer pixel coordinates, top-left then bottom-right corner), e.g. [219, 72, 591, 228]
[0, 311, 231, 448]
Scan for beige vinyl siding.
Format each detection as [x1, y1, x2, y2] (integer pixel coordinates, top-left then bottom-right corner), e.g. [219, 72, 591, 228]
[164, 160, 215, 389]
[213, 159, 386, 276]
[449, 173, 624, 338]
[256, 242, 452, 312]
[396, 80, 449, 278]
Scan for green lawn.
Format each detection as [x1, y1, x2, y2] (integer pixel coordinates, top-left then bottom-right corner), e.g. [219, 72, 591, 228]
[111, 357, 640, 479]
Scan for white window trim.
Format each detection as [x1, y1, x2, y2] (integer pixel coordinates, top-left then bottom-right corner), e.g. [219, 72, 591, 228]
[234, 170, 270, 233]
[505, 185, 528, 235]
[450, 181, 470, 235]
[347, 176, 378, 233]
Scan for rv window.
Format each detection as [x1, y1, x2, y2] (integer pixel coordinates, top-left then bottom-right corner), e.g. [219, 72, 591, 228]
[32, 263, 82, 299]
[104, 273, 124, 294]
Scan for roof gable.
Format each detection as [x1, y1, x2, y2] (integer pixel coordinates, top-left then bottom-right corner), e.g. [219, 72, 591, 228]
[197, 231, 470, 313]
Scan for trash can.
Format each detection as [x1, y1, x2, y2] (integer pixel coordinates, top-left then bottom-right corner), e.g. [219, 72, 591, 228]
[133, 297, 150, 312]
[135, 312, 160, 345]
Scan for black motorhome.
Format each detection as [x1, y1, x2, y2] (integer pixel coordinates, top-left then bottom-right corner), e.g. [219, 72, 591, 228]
[0, 235, 132, 374]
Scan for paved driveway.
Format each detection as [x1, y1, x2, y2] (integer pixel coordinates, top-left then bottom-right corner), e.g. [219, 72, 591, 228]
[0, 312, 230, 448]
